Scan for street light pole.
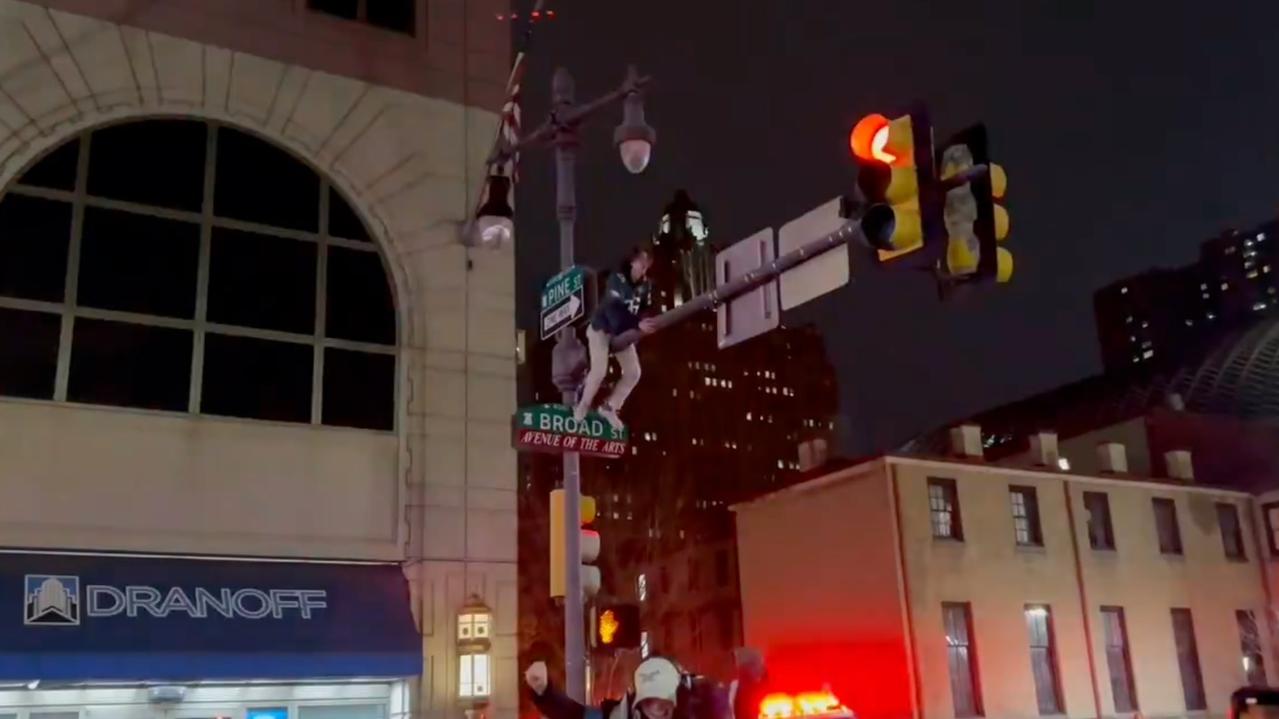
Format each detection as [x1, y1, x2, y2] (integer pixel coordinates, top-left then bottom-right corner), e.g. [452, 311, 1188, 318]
[551, 67, 588, 703]
[500, 65, 651, 703]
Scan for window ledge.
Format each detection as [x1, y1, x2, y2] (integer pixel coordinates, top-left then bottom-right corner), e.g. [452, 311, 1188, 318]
[1015, 543, 1047, 554]
[932, 536, 966, 545]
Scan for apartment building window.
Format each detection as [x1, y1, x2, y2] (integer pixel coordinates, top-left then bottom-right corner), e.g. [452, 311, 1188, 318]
[1263, 503, 1279, 554]
[1153, 498, 1183, 555]
[1171, 609, 1207, 711]
[718, 611, 736, 647]
[929, 478, 963, 540]
[689, 613, 703, 652]
[1024, 606, 1062, 715]
[1101, 607, 1137, 713]
[1218, 503, 1247, 560]
[1084, 492, 1115, 550]
[307, 0, 416, 35]
[1010, 486, 1044, 546]
[942, 602, 982, 717]
[1238, 610, 1268, 686]
[715, 549, 731, 587]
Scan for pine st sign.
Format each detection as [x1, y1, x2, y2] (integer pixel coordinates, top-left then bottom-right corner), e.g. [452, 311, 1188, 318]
[540, 266, 590, 340]
[513, 404, 628, 459]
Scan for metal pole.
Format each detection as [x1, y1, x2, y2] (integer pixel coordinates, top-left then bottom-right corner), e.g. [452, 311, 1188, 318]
[610, 217, 871, 351]
[552, 66, 588, 703]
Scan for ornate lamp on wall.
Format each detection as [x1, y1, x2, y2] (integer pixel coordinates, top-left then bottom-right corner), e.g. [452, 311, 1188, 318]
[457, 594, 493, 710]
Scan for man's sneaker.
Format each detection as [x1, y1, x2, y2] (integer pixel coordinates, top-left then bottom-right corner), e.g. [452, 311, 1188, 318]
[597, 403, 624, 431]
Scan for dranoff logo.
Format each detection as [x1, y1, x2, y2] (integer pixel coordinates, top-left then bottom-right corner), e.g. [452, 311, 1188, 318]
[25, 575, 81, 626]
[22, 574, 328, 627]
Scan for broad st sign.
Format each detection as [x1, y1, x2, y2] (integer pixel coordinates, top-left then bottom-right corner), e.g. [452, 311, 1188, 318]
[513, 403, 628, 459]
[540, 266, 591, 339]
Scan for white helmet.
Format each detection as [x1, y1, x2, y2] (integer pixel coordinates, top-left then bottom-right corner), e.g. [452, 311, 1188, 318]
[632, 657, 682, 705]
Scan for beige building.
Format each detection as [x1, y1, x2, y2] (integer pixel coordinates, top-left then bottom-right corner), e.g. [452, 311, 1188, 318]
[0, 2, 517, 719]
[735, 430, 1271, 719]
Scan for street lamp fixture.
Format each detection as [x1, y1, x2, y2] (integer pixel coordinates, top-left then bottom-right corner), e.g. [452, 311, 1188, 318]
[614, 67, 656, 174]
[475, 174, 515, 247]
[457, 594, 493, 701]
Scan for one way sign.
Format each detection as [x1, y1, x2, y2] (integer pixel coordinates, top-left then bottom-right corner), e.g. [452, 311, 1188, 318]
[540, 266, 592, 339]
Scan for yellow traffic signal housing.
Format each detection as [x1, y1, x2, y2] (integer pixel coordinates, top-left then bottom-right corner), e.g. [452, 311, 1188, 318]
[549, 489, 600, 599]
[850, 109, 941, 265]
[938, 124, 1012, 288]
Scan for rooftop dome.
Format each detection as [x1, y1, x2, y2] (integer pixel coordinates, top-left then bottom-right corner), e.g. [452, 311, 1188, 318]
[901, 312, 1279, 456]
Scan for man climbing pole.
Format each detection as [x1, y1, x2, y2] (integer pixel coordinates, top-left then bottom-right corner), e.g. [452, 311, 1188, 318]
[573, 245, 658, 429]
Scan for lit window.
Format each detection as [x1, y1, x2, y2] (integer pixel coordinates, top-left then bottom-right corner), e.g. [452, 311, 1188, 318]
[1143, 350, 1155, 359]
[1120, 286, 1128, 294]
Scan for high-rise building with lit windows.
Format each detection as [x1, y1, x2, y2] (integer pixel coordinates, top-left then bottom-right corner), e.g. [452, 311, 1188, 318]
[516, 191, 838, 692]
[1095, 220, 1279, 371]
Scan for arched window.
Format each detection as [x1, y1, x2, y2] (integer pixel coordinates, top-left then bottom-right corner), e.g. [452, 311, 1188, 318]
[0, 119, 396, 431]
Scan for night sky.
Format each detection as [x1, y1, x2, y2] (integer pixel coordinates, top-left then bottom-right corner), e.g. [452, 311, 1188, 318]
[513, 0, 1279, 453]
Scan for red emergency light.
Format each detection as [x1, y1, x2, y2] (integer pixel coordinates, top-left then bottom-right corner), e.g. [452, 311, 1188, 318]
[758, 690, 853, 719]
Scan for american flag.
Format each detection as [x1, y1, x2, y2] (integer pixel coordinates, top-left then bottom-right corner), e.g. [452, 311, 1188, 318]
[499, 79, 522, 182]
[474, 2, 545, 225]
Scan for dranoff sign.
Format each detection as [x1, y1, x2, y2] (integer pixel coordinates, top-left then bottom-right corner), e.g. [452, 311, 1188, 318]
[24, 574, 328, 627]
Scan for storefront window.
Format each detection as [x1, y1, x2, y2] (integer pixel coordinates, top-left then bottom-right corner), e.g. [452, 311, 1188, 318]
[298, 705, 385, 719]
[248, 708, 288, 719]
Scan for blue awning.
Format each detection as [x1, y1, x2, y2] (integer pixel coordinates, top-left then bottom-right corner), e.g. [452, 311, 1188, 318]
[0, 552, 422, 682]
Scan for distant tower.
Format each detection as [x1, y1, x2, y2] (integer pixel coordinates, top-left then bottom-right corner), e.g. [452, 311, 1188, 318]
[651, 190, 715, 310]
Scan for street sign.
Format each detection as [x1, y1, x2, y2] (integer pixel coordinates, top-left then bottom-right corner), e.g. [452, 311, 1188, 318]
[778, 197, 850, 310]
[716, 227, 779, 349]
[540, 266, 591, 340]
[513, 404, 629, 459]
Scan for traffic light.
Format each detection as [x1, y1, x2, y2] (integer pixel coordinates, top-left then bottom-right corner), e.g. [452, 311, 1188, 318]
[591, 602, 641, 651]
[849, 109, 943, 267]
[549, 489, 601, 600]
[937, 124, 1012, 287]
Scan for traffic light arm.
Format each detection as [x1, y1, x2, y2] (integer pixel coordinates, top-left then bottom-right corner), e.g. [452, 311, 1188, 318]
[610, 211, 870, 352]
